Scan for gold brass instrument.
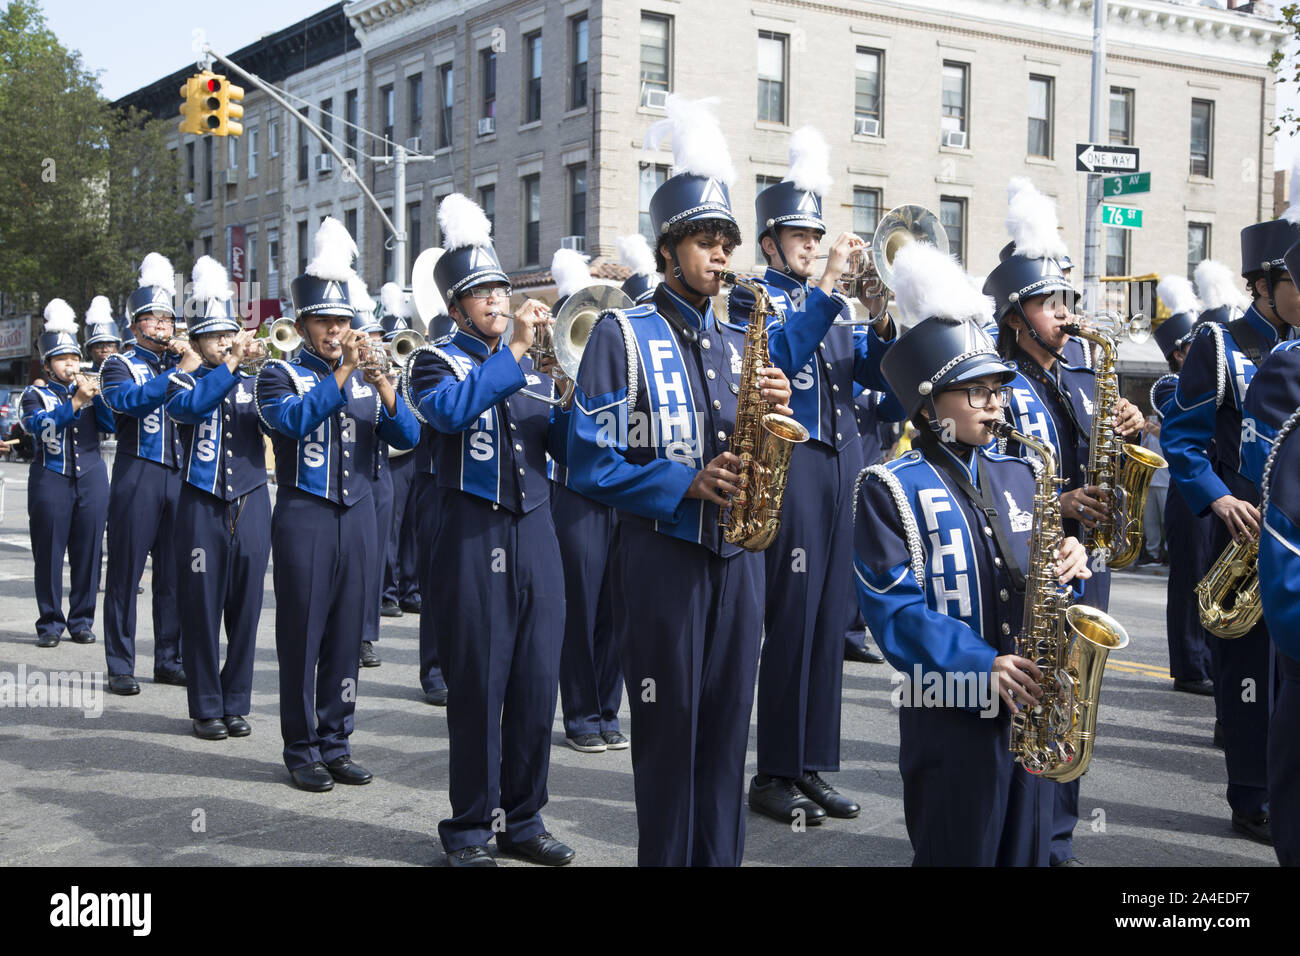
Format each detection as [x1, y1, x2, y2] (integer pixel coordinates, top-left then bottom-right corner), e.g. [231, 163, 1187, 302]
[389, 329, 425, 369]
[991, 420, 1129, 782]
[241, 318, 301, 375]
[715, 269, 810, 551]
[235, 339, 270, 375]
[76, 371, 101, 393]
[521, 285, 633, 406]
[358, 339, 393, 374]
[1063, 316, 1167, 570]
[1196, 537, 1261, 639]
[832, 204, 948, 324]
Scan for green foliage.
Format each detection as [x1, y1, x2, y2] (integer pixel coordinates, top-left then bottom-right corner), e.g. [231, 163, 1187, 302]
[1271, 4, 1300, 137]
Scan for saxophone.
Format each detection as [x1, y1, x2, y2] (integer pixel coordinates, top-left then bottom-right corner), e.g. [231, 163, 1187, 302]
[715, 270, 810, 551]
[991, 421, 1130, 782]
[1195, 536, 1260, 639]
[1064, 320, 1167, 570]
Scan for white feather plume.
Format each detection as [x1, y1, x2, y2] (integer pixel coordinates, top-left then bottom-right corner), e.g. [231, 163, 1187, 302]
[1007, 177, 1034, 207]
[191, 255, 232, 302]
[1006, 179, 1067, 261]
[380, 281, 410, 319]
[551, 248, 592, 299]
[1195, 259, 1251, 312]
[785, 126, 832, 197]
[437, 194, 493, 252]
[43, 298, 78, 335]
[85, 295, 113, 325]
[348, 275, 376, 316]
[306, 217, 358, 281]
[1156, 275, 1200, 316]
[890, 242, 993, 326]
[615, 234, 657, 277]
[138, 252, 176, 293]
[1286, 154, 1300, 225]
[415, 249, 448, 317]
[643, 95, 736, 187]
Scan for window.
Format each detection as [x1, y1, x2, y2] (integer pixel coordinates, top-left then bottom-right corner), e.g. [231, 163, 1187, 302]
[524, 32, 543, 124]
[431, 195, 447, 246]
[267, 228, 280, 296]
[203, 235, 212, 257]
[345, 208, 358, 244]
[248, 127, 259, 179]
[855, 48, 883, 135]
[437, 65, 453, 149]
[755, 175, 782, 250]
[1105, 228, 1129, 276]
[569, 164, 587, 239]
[1109, 87, 1133, 146]
[382, 207, 394, 281]
[1028, 75, 1052, 158]
[185, 142, 195, 189]
[408, 73, 422, 141]
[638, 163, 669, 243]
[478, 185, 496, 234]
[297, 220, 308, 276]
[640, 13, 671, 105]
[1191, 99, 1214, 177]
[269, 119, 279, 157]
[407, 202, 422, 256]
[345, 89, 358, 162]
[381, 84, 395, 154]
[228, 135, 238, 169]
[203, 138, 213, 200]
[1188, 223, 1211, 280]
[570, 14, 589, 109]
[297, 107, 309, 182]
[320, 98, 333, 145]
[522, 174, 541, 265]
[853, 188, 882, 241]
[248, 234, 259, 286]
[940, 197, 966, 267]
[757, 31, 787, 124]
[942, 62, 968, 144]
[480, 48, 497, 119]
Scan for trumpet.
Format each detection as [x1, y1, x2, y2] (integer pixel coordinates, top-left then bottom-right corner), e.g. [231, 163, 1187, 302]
[521, 286, 633, 405]
[76, 371, 101, 393]
[240, 318, 302, 374]
[235, 339, 271, 375]
[389, 329, 425, 369]
[358, 339, 393, 374]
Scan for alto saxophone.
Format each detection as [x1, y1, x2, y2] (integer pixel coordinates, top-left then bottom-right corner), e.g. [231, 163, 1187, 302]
[1064, 320, 1167, 570]
[991, 421, 1129, 782]
[715, 270, 810, 551]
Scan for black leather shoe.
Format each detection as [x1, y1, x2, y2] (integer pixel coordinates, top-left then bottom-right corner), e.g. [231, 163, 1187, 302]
[447, 845, 496, 867]
[748, 775, 827, 825]
[69, 630, 96, 645]
[796, 771, 861, 818]
[290, 762, 334, 792]
[425, 687, 448, 706]
[1232, 811, 1273, 845]
[844, 639, 885, 664]
[108, 674, 140, 696]
[498, 832, 575, 866]
[325, 755, 373, 785]
[154, 668, 187, 687]
[1174, 678, 1215, 696]
[36, 633, 60, 648]
[380, 601, 403, 618]
[400, 598, 423, 614]
[223, 715, 251, 737]
[360, 641, 380, 667]
[192, 718, 228, 740]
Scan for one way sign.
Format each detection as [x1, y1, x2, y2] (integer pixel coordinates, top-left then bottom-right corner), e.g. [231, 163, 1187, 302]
[1076, 143, 1140, 173]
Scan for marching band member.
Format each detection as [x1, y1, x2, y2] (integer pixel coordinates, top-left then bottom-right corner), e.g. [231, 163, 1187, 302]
[23, 300, 113, 648]
[350, 275, 388, 669]
[566, 96, 793, 865]
[84, 296, 121, 370]
[729, 126, 898, 826]
[379, 282, 424, 620]
[616, 233, 659, 305]
[403, 194, 574, 867]
[1161, 203, 1300, 845]
[1240, 241, 1300, 489]
[255, 218, 419, 792]
[100, 253, 199, 695]
[853, 242, 1090, 866]
[164, 257, 269, 741]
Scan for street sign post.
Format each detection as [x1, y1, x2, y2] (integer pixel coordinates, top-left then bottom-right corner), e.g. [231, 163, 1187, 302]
[1103, 172, 1151, 197]
[1100, 205, 1143, 229]
[1076, 143, 1140, 173]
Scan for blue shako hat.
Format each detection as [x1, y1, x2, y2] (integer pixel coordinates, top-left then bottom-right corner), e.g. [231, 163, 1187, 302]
[755, 126, 831, 276]
[348, 275, 382, 335]
[880, 244, 1014, 422]
[84, 296, 121, 346]
[1153, 276, 1200, 359]
[379, 282, 414, 340]
[1153, 312, 1197, 358]
[291, 217, 358, 320]
[127, 253, 178, 320]
[38, 299, 82, 362]
[432, 194, 509, 301]
[983, 255, 1077, 322]
[615, 234, 659, 304]
[186, 256, 241, 336]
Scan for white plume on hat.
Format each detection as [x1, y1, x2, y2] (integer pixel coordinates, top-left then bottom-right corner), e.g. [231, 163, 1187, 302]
[1284, 154, 1300, 225]
[348, 275, 376, 316]
[380, 281, 412, 319]
[551, 248, 593, 299]
[785, 126, 832, 197]
[43, 299, 79, 335]
[1195, 259, 1250, 312]
[191, 255, 233, 302]
[1006, 179, 1067, 261]
[891, 242, 994, 327]
[305, 217, 358, 281]
[1156, 275, 1200, 316]
[413, 249, 448, 317]
[644, 95, 736, 187]
[1007, 177, 1034, 207]
[438, 194, 493, 253]
[85, 295, 113, 325]
[138, 252, 176, 294]
[615, 234, 657, 277]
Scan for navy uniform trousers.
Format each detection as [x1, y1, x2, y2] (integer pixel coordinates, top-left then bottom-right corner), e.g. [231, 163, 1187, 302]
[1164, 482, 1215, 683]
[175, 484, 270, 720]
[364, 463, 393, 646]
[415, 473, 445, 697]
[104, 457, 182, 677]
[30, 462, 109, 642]
[1273, 654, 1300, 865]
[271, 486, 376, 770]
[434, 487, 564, 852]
[384, 449, 421, 607]
[759, 438, 864, 777]
[614, 520, 763, 867]
[552, 483, 623, 739]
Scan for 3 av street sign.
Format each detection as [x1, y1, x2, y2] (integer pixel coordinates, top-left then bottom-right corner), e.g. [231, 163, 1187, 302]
[1103, 172, 1151, 197]
[1101, 205, 1143, 229]
[1076, 143, 1140, 173]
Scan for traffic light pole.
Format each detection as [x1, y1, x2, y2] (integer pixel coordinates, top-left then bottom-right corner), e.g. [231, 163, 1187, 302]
[1083, 0, 1107, 312]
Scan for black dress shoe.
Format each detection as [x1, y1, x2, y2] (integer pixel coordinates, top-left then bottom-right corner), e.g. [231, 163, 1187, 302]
[325, 755, 373, 785]
[844, 640, 885, 664]
[1231, 811, 1273, 845]
[69, 630, 96, 645]
[154, 668, 187, 686]
[400, 598, 422, 614]
[380, 601, 403, 618]
[447, 845, 496, 867]
[796, 771, 861, 818]
[35, 633, 60, 648]
[192, 718, 228, 740]
[223, 715, 251, 737]
[1174, 678, 1215, 696]
[748, 775, 827, 825]
[425, 687, 449, 706]
[360, 640, 381, 667]
[108, 674, 140, 696]
[498, 832, 575, 866]
[290, 762, 334, 792]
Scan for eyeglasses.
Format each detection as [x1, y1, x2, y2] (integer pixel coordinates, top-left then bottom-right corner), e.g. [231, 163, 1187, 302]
[947, 384, 1010, 409]
[466, 285, 512, 300]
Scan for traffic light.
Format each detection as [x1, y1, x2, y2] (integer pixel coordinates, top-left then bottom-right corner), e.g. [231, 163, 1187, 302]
[177, 71, 244, 137]
[178, 75, 204, 135]
[216, 79, 244, 137]
[196, 71, 222, 134]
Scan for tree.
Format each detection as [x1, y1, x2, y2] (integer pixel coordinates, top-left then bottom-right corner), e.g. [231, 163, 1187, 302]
[1271, 6, 1300, 136]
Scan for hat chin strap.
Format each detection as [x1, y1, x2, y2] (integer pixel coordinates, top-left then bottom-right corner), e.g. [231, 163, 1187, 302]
[669, 246, 709, 301]
[1014, 301, 1067, 365]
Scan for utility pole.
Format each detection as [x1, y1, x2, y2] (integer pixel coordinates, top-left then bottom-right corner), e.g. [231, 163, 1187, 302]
[366, 144, 443, 288]
[1083, 0, 1107, 313]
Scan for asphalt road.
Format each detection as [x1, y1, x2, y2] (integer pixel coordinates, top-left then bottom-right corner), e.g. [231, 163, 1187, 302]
[0, 460, 1275, 867]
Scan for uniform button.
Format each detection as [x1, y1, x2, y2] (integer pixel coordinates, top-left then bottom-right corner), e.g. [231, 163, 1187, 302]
[344, 451, 351, 458]
[225, 432, 232, 439]
[226, 485, 233, 492]
[226, 467, 233, 475]
[492, 502, 499, 511]
[514, 443, 522, 453]
[835, 408, 842, 416]
[76, 465, 82, 471]
[224, 414, 231, 422]
[824, 361, 833, 370]
[712, 400, 722, 410]
[717, 431, 727, 441]
[226, 449, 233, 457]
[999, 588, 1009, 602]
[1001, 623, 1011, 635]
[831, 384, 840, 393]
[994, 556, 1004, 568]
[835, 432, 842, 441]
[707, 369, 716, 380]
[520, 491, 526, 499]
[518, 467, 525, 476]
[510, 422, 518, 430]
[820, 341, 827, 349]
[344, 470, 350, 477]
[701, 338, 711, 350]
[343, 489, 349, 496]
[983, 526, 993, 536]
